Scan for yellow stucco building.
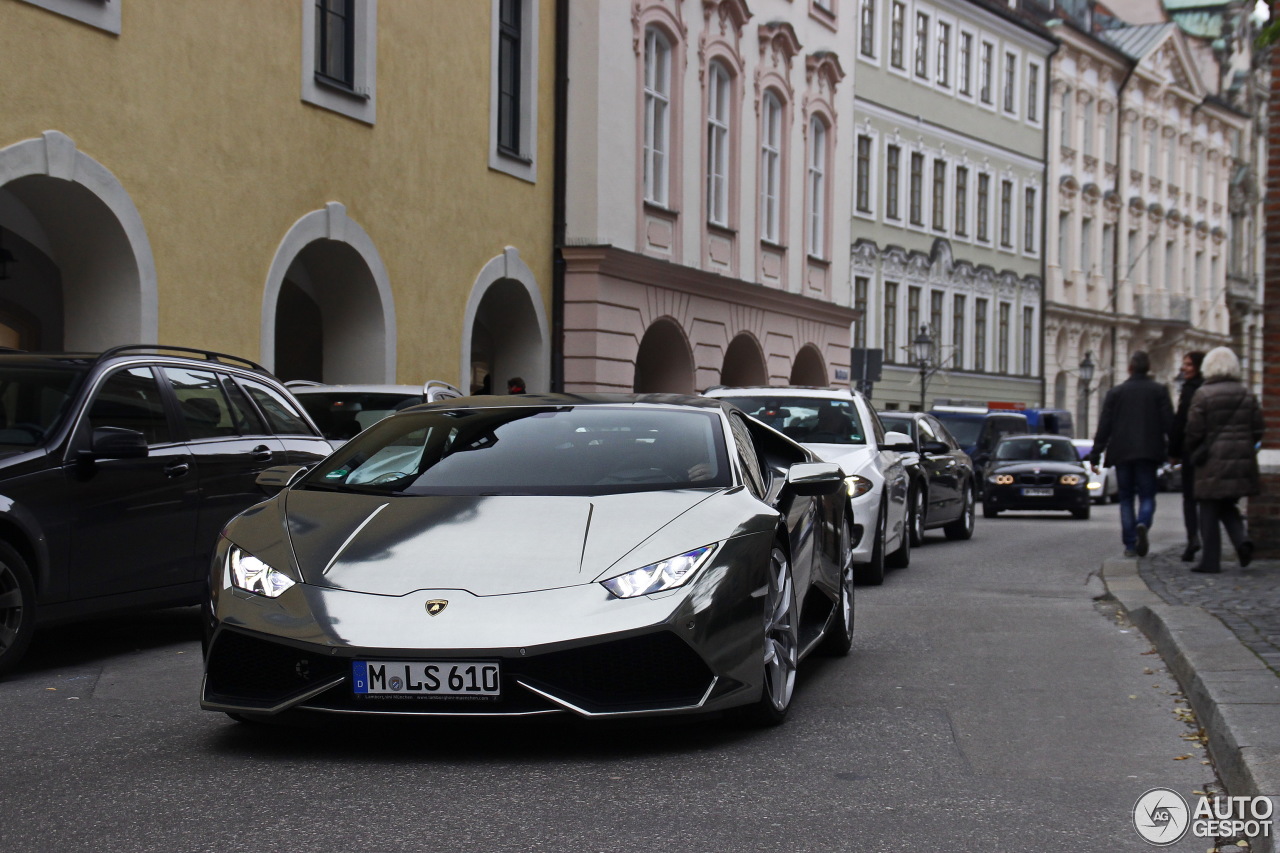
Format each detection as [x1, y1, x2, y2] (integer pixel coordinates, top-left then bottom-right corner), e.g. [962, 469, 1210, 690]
[0, 0, 556, 392]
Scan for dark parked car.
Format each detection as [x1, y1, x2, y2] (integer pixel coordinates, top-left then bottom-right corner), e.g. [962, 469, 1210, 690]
[0, 346, 334, 675]
[877, 411, 977, 545]
[931, 407, 1029, 498]
[202, 394, 852, 726]
[982, 434, 1092, 520]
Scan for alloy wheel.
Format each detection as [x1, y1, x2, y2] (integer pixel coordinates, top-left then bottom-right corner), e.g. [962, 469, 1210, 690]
[761, 545, 798, 713]
[910, 487, 925, 546]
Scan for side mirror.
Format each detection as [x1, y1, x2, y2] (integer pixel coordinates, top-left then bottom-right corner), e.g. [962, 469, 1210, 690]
[882, 430, 915, 452]
[784, 461, 844, 496]
[89, 427, 149, 460]
[256, 465, 308, 495]
[921, 439, 949, 455]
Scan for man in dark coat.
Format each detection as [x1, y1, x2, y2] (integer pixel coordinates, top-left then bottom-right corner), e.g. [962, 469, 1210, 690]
[1168, 351, 1205, 561]
[1184, 346, 1264, 573]
[1089, 350, 1173, 557]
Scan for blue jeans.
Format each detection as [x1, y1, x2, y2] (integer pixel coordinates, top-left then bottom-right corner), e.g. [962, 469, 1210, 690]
[1114, 460, 1159, 550]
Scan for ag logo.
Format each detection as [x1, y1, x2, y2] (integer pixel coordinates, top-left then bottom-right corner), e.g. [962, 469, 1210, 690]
[1133, 787, 1190, 845]
[425, 599, 449, 616]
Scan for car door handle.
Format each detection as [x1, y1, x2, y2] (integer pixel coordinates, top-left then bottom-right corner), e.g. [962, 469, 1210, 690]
[165, 461, 190, 478]
[249, 445, 273, 462]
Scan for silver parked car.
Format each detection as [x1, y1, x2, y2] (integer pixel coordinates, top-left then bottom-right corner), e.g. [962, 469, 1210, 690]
[703, 387, 912, 586]
[286, 380, 462, 446]
[201, 394, 853, 726]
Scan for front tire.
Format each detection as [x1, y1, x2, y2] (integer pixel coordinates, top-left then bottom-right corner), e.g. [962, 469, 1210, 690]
[820, 517, 855, 657]
[854, 503, 886, 586]
[886, 505, 911, 569]
[0, 542, 36, 678]
[907, 484, 926, 547]
[1072, 504, 1091, 520]
[983, 501, 1000, 519]
[944, 483, 976, 540]
[744, 543, 799, 726]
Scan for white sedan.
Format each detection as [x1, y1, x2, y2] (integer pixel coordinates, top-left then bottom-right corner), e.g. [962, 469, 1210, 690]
[1071, 438, 1118, 504]
[704, 387, 912, 585]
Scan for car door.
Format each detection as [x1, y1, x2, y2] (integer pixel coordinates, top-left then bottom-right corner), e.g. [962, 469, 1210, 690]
[66, 365, 200, 599]
[918, 415, 960, 518]
[162, 366, 286, 565]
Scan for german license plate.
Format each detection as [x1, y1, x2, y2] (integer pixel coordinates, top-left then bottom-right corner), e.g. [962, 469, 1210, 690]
[352, 660, 501, 697]
[1022, 487, 1053, 497]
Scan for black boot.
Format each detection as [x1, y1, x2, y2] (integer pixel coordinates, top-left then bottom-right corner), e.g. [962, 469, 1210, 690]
[1181, 543, 1200, 562]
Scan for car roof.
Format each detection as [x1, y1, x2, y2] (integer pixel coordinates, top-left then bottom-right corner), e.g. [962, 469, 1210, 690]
[997, 433, 1072, 442]
[703, 386, 860, 400]
[289, 384, 424, 395]
[402, 392, 736, 413]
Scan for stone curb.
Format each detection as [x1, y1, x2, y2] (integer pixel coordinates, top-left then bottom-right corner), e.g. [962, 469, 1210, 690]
[1100, 556, 1280, 853]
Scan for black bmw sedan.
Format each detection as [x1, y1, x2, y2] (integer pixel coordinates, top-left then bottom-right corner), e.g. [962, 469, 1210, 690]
[981, 434, 1091, 520]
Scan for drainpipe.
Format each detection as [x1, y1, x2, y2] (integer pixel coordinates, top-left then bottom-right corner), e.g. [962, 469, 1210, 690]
[551, 0, 569, 393]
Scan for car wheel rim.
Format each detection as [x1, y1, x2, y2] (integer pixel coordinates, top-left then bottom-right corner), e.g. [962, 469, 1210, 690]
[840, 522, 854, 641]
[762, 547, 797, 712]
[0, 562, 23, 654]
[964, 489, 975, 532]
[913, 491, 924, 541]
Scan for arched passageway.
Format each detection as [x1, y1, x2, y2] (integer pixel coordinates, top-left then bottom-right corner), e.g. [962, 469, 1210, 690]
[634, 318, 694, 394]
[790, 344, 827, 386]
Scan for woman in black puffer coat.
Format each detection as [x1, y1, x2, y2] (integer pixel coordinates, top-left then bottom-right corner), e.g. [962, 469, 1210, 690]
[1184, 346, 1265, 573]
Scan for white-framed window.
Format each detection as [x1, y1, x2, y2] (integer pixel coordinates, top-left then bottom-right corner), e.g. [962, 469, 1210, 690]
[914, 12, 930, 79]
[997, 302, 1010, 374]
[808, 116, 829, 258]
[1082, 97, 1094, 158]
[1104, 107, 1116, 165]
[931, 159, 947, 232]
[936, 21, 952, 88]
[1060, 213, 1073, 271]
[958, 31, 973, 97]
[1023, 186, 1037, 254]
[860, 0, 877, 58]
[999, 179, 1013, 248]
[856, 134, 873, 214]
[886, 143, 902, 220]
[955, 166, 969, 237]
[974, 298, 988, 372]
[1026, 62, 1040, 124]
[643, 27, 673, 206]
[909, 151, 925, 226]
[1060, 88, 1073, 149]
[1021, 306, 1035, 376]
[979, 41, 994, 105]
[1002, 51, 1017, 115]
[952, 294, 966, 370]
[884, 282, 899, 362]
[761, 92, 783, 243]
[302, 0, 378, 124]
[20, 0, 120, 32]
[976, 172, 990, 242]
[890, 1, 906, 70]
[490, 0, 540, 182]
[706, 61, 731, 227]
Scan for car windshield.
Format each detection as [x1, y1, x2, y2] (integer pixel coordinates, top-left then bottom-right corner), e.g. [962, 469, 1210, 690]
[720, 396, 866, 445]
[0, 364, 87, 451]
[1073, 441, 1093, 461]
[995, 437, 1079, 463]
[296, 391, 424, 442]
[932, 413, 982, 446]
[298, 405, 732, 496]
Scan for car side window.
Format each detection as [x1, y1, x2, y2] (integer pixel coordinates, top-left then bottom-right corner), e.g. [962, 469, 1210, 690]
[164, 367, 237, 440]
[237, 378, 316, 436]
[728, 414, 767, 499]
[87, 367, 172, 445]
[219, 374, 267, 435]
[917, 417, 938, 444]
[868, 406, 887, 446]
[926, 416, 958, 450]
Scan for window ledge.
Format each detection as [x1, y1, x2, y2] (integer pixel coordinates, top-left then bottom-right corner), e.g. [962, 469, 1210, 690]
[315, 74, 372, 101]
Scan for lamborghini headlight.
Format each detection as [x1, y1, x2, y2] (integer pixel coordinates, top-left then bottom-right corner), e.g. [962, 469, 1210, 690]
[845, 475, 874, 498]
[227, 544, 296, 598]
[601, 545, 717, 599]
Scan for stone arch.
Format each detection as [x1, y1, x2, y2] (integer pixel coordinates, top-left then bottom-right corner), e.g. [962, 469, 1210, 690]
[634, 317, 694, 394]
[0, 131, 158, 350]
[721, 332, 768, 386]
[789, 343, 827, 386]
[462, 247, 549, 394]
[261, 202, 395, 383]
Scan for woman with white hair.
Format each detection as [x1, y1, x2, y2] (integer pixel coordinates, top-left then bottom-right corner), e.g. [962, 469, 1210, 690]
[1183, 346, 1265, 573]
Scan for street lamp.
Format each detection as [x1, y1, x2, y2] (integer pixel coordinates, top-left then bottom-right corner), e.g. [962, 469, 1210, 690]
[1078, 351, 1095, 434]
[913, 325, 934, 412]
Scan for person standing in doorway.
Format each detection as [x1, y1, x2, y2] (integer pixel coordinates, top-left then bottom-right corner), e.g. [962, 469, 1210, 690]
[1089, 351, 1173, 557]
[1184, 346, 1264, 574]
[1168, 351, 1205, 561]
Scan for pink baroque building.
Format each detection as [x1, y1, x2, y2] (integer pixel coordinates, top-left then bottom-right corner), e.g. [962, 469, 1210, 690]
[562, 0, 858, 394]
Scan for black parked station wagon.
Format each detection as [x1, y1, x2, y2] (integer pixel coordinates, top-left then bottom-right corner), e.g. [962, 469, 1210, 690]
[0, 346, 333, 674]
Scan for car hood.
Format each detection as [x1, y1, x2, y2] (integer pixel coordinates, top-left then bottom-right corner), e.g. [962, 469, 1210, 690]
[271, 488, 725, 596]
[988, 459, 1084, 475]
[801, 443, 875, 474]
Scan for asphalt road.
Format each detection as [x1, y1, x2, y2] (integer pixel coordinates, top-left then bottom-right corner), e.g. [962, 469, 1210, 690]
[0, 499, 1217, 852]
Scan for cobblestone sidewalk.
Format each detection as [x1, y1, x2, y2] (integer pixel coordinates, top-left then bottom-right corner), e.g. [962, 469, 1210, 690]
[1138, 548, 1280, 675]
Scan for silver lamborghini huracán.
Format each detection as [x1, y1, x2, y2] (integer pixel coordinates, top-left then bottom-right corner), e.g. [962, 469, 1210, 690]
[200, 394, 855, 726]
